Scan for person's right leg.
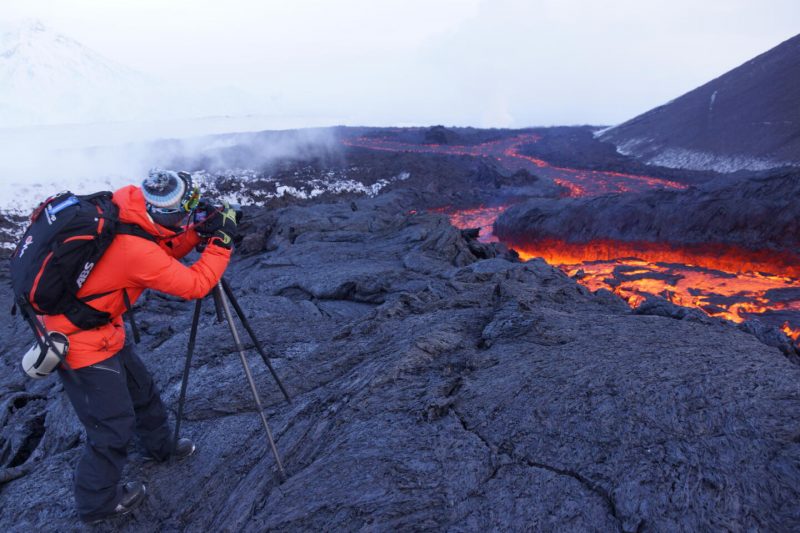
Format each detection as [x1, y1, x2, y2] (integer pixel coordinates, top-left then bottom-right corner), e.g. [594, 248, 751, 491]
[60, 353, 138, 522]
[117, 343, 173, 460]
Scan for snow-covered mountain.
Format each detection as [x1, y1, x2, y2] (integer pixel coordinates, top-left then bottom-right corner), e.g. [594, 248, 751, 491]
[1, 20, 157, 126]
[0, 19, 261, 127]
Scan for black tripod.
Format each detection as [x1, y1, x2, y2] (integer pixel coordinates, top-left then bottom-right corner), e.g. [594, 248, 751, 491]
[172, 278, 292, 479]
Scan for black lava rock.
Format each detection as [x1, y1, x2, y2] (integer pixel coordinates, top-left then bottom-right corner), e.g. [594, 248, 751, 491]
[1, 191, 799, 531]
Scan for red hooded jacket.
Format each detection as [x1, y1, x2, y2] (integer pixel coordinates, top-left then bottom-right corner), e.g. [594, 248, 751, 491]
[43, 185, 232, 369]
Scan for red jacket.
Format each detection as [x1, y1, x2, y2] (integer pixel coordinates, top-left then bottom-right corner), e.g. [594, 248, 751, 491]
[44, 185, 232, 369]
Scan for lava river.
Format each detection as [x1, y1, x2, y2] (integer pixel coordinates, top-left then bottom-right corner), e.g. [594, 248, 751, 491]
[446, 205, 800, 345]
[345, 133, 800, 344]
[344, 133, 688, 197]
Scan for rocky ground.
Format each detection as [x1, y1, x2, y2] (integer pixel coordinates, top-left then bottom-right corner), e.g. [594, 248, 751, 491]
[193, 144, 554, 213]
[2, 190, 800, 531]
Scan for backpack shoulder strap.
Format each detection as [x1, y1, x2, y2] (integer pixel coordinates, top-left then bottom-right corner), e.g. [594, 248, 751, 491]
[117, 223, 157, 242]
[111, 224, 154, 345]
[121, 289, 142, 344]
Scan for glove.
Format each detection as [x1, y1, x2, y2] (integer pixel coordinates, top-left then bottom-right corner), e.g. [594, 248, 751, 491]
[206, 202, 238, 250]
[193, 200, 220, 236]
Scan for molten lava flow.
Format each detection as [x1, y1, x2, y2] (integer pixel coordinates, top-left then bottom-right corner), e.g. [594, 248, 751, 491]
[782, 322, 800, 342]
[444, 205, 507, 243]
[511, 239, 800, 279]
[511, 238, 800, 336]
[344, 133, 689, 197]
[553, 179, 586, 198]
[439, 204, 800, 346]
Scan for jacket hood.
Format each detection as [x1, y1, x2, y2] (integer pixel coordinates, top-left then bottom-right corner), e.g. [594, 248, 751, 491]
[113, 185, 180, 238]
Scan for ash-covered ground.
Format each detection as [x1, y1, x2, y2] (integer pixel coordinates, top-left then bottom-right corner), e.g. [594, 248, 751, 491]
[2, 126, 800, 531]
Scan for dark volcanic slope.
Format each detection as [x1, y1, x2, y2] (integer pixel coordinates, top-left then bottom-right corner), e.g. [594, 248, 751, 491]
[2, 192, 800, 531]
[495, 169, 800, 252]
[599, 34, 800, 172]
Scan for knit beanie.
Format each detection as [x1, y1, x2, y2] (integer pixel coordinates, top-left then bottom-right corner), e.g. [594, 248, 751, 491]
[142, 169, 188, 209]
[142, 169, 192, 227]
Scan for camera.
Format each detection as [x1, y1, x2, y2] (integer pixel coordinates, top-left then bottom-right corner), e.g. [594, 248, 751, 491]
[190, 200, 244, 250]
[193, 199, 244, 226]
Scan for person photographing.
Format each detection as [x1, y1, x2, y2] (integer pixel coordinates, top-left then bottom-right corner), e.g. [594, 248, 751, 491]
[41, 169, 238, 524]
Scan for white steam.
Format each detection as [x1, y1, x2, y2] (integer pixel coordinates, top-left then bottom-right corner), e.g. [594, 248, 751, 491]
[0, 120, 342, 213]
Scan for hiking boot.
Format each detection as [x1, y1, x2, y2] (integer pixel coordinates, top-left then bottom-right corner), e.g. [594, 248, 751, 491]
[173, 437, 196, 460]
[142, 438, 196, 462]
[81, 481, 146, 524]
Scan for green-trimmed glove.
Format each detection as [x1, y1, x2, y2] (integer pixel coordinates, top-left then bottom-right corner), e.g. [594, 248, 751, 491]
[206, 202, 238, 250]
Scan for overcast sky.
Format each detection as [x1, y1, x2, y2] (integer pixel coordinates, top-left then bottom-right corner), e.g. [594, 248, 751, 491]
[3, 0, 799, 128]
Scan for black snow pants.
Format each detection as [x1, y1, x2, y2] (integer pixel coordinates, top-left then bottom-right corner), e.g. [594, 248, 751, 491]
[59, 343, 172, 521]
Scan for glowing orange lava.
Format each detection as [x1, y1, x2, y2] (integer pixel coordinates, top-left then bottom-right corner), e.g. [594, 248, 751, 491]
[512, 239, 800, 325]
[444, 205, 507, 243]
[783, 322, 800, 342]
[442, 206, 800, 345]
[511, 239, 800, 279]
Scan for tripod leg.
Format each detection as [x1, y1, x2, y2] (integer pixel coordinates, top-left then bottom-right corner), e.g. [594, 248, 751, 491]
[221, 278, 292, 404]
[212, 287, 225, 323]
[173, 298, 203, 458]
[215, 283, 287, 480]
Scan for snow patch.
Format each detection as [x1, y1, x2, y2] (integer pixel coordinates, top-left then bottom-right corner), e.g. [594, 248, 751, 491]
[191, 168, 411, 204]
[646, 148, 791, 173]
[709, 90, 718, 112]
[613, 137, 650, 156]
[275, 172, 408, 200]
[609, 135, 795, 173]
[592, 125, 615, 138]
[275, 184, 322, 199]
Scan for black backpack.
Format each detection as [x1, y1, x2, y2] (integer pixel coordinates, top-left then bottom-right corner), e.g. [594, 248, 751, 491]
[10, 191, 151, 372]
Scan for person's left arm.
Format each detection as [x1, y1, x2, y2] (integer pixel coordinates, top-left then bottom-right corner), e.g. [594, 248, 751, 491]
[162, 227, 202, 259]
